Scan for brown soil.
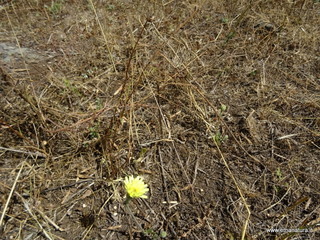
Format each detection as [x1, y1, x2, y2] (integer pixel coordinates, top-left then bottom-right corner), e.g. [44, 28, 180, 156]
[0, 1, 319, 240]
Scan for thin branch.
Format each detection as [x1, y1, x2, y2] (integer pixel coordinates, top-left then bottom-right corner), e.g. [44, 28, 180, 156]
[0, 161, 25, 227]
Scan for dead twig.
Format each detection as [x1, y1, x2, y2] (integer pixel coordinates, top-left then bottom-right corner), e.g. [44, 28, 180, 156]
[0, 161, 25, 228]
[0, 146, 46, 158]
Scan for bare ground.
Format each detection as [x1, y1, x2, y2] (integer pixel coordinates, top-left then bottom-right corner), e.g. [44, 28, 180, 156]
[0, 0, 319, 239]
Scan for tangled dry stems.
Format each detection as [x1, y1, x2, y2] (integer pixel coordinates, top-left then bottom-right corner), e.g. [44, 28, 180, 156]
[0, 0, 319, 239]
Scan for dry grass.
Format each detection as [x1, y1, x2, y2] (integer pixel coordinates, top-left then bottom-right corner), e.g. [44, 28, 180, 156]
[0, 0, 319, 239]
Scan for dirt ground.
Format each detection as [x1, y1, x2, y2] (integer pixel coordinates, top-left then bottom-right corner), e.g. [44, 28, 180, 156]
[0, 0, 319, 239]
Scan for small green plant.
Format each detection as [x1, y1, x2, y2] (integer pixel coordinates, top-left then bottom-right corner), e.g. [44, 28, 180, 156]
[63, 78, 80, 95]
[106, 4, 116, 11]
[211, 104, 229, 144]
[134, 148, 148, 163]
[144, 228, 167, 239]
[248, 69, 258, 77]
[45, 0, 64, 15]
[275, 167, 283, 180]
[159, 230, 167, 238]
[220, 103, 227, 114]
[226, 31, 236, 41]
[213, 130, 228, 145]
[95, 98, 103, 110]
[221, 18, 229, 24]
[88, 126, 99, 139]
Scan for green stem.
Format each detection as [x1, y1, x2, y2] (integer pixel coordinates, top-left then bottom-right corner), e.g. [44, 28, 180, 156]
[124, 195, 132, 205]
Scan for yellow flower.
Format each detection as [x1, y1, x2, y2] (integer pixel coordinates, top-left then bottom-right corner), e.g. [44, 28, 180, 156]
[124, 175, 149, 199]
